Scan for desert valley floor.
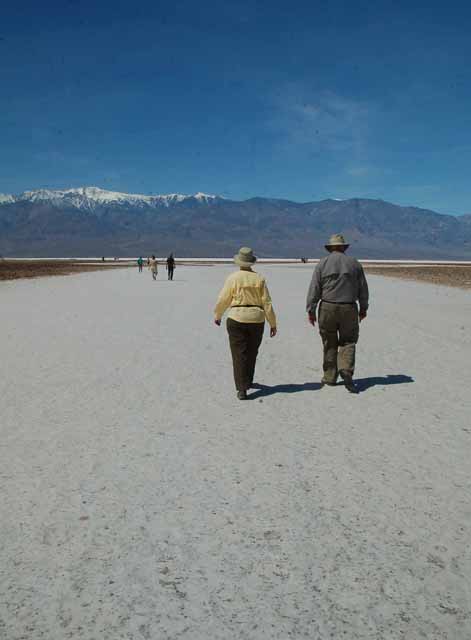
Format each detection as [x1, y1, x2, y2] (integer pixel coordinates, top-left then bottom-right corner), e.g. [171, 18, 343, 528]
[1, 265, 470, 639]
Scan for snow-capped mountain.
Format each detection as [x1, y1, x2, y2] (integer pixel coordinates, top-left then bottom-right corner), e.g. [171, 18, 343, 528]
[1, 186, 222, 211]
[1, 187, 470, 259]
[0, 193, 15, 205]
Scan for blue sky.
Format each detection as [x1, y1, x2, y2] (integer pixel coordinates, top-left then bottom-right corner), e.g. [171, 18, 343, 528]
[1, 0, 470, 214]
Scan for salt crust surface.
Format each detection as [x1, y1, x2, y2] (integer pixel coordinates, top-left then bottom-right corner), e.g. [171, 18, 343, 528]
[1, 265, 470, 639]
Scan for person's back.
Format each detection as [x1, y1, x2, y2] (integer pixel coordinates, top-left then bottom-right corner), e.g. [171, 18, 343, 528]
[214, 247, 277, 399]
[221, 269, 273, 323]
[166, 254, 175, 280]
[306, 234, 369, 393]
[314, 251, 368, 309]
[149, 256, 158, 279]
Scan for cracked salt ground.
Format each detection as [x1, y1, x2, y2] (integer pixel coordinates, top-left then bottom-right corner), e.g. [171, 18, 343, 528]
[1, 265, 471, 639]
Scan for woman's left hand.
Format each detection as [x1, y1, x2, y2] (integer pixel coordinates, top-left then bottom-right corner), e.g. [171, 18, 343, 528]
[270, 327, 277, 337]
[214, 319, 221, 326]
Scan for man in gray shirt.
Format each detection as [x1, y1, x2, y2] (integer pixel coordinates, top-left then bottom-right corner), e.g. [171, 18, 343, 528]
[306, 234, 369, 393]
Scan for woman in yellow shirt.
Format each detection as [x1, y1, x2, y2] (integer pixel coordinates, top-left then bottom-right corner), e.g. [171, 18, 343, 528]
[214, 247, 277, 400]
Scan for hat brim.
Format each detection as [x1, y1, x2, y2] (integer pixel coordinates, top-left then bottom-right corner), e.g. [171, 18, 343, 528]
[325, 243, 349, 250]
[234, 254, 257, 266]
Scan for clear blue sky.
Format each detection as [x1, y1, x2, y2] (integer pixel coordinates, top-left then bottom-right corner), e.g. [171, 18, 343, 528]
[1, 0, 470, 213]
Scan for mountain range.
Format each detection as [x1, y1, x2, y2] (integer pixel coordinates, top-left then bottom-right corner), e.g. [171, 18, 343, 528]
[0, 186, 470, 258]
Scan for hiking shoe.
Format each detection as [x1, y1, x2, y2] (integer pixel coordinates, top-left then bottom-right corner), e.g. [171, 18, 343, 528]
[237, 390, 248, 400]
[320, 379, 336, 388]
[341, 373, 358, 394]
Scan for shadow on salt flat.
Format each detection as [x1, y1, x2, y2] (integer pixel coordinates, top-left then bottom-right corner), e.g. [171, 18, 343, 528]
[248, 375, 414, 398]
[249, 382, 322, 398]
[355, 374, 414, 393]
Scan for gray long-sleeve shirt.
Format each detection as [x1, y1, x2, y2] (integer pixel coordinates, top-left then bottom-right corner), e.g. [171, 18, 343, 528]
[306, 252, 369, 314]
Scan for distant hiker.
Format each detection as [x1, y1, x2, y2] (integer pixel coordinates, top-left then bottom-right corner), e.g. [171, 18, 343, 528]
[166, 253, 175, 280]
[149, 255, 158, 280]
[214, 247, 277, 400]
[137, 256, 143, 272]
[306, 234, 369, 393]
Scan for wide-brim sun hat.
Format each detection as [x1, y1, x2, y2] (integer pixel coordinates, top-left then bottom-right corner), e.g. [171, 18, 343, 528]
[234, 246, 257, 267]
[325, 233, 349, 250]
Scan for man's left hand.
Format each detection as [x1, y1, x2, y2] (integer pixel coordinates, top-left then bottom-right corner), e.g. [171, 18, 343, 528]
[308, 312, 316, 326]
[214, 319, 221, 326]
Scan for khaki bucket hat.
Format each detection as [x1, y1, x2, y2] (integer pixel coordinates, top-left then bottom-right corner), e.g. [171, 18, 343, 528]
[234, 247, 257, 267]
[325, 233, 349, 250]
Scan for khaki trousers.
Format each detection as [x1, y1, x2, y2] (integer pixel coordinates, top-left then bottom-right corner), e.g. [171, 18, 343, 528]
[227, 318, 265, 391]
[318, 302, 359, 383]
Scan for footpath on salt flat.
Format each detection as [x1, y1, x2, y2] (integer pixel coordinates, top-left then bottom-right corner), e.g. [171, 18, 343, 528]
[1, 264, 470, 640]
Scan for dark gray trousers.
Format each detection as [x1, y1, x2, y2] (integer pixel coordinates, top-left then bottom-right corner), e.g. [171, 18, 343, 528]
[227, 318, 264, 391]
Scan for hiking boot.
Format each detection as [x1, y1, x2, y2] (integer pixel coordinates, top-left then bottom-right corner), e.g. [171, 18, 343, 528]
[340, 372, 358, 394]
[237, 390, 248, 400]
[320, 379, 336, 388]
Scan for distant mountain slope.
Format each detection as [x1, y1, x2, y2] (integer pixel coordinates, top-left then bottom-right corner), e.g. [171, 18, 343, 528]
[0, 187, 470, 258]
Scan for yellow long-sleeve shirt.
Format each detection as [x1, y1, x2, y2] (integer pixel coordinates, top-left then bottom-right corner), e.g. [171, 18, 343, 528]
[214, 269, 277, 328]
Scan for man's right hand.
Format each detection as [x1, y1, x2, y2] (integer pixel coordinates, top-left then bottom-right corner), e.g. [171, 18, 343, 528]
[308, 312, 316, 326]
[359, 310, 367, 322]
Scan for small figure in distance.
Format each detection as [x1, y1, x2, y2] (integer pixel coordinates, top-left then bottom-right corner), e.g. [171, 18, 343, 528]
[214, 247, 277, 400]
[149, 255, 158, 281]
[166, 253, 175, 281]
[137, 256, 144, 273]
[102, 256, 105, 262]
[306, 234, 369, 394]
